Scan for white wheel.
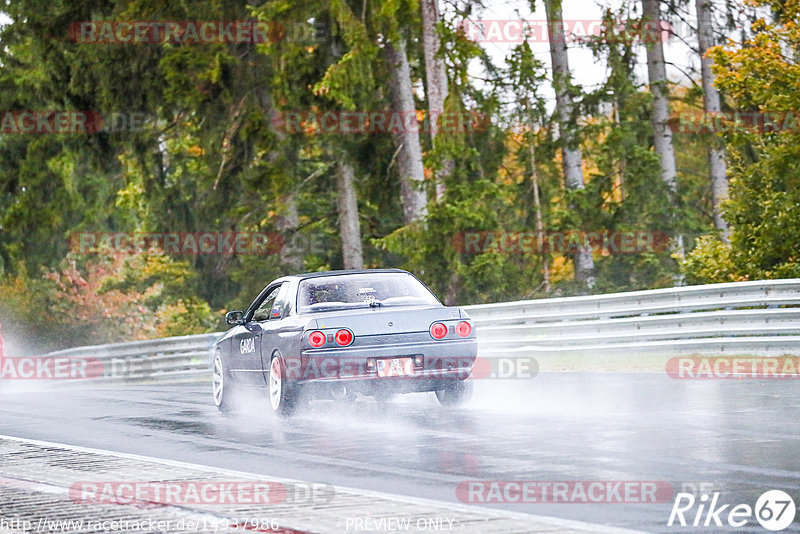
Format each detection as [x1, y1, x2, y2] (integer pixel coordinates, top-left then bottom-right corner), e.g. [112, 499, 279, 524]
[269, 355, 282, 411]
[269, 354, 298, 417]
[212, 351, 235, 414]
[213, 354, 224, 406]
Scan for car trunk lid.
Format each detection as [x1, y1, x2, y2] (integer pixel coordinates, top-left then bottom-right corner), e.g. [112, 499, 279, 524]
[306, 306, 461, 336]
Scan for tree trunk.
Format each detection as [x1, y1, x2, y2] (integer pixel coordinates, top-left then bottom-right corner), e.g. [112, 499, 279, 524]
[385, 38, 428, 223]
[529, 143, 550, 293]
[696, 0, 730, 241]
[336, 160, 364, 269]
[643, 0, 684, 261]
[643, 0, 678, 192]
[543, 0, 595, 286]
[420, 0, 452, 201]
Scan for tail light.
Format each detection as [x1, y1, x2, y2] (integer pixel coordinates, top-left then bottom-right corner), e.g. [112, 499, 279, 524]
[335, 328, 354, 346]
[430, 322, 447, 340]
[308, 330, 326, 348]
[456, 321, 472, 337]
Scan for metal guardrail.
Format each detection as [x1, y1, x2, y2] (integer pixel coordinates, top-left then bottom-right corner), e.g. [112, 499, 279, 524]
[38, 333, 221, 385]
[32, 279, 800, 383]
[464, 279, 800, 359]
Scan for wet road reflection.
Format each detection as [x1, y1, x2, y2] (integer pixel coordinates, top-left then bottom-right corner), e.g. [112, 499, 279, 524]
[1, 373, 799, 532]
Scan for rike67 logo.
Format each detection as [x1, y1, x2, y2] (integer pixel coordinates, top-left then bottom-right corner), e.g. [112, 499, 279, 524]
[668, 490, 797, 531]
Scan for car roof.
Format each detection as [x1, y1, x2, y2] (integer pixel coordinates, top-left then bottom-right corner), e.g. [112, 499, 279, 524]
[271, 268, 410, 284]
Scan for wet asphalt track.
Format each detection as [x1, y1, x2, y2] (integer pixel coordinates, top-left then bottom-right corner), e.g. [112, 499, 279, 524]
[0, 373, 799, 533]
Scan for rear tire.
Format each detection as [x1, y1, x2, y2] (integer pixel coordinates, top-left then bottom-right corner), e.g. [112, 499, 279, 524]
[269, 353, 299, 418]
[435, 379, 473, 407]
[213, 351, 235, 414]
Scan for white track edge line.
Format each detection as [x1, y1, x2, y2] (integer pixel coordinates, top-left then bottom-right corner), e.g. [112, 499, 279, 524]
[0, 433, 649, 534]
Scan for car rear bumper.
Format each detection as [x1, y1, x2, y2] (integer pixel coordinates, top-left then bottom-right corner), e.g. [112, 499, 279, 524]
[287, 337, 477, 393]
[302, 374, 469, 396]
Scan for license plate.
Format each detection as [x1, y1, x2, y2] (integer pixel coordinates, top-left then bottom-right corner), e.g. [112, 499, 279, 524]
[376, 357, 414, 377]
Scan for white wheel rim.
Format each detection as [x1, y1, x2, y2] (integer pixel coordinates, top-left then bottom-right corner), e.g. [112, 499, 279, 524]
[212, 354, 224, 406]
[269, 357, 282, 411]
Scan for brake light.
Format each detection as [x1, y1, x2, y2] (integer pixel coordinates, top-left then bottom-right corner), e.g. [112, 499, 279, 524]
[308, 330, 326, 348]
[430, 322, 447, 340]
[456, 321, 471, 337]
[335, 329, 354, 346]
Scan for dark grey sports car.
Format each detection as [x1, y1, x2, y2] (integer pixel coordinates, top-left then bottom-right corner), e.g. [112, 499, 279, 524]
[212, 269, 477, 416]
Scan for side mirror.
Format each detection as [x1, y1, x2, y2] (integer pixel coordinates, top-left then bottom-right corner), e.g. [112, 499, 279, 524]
[225, 310, 245, 325]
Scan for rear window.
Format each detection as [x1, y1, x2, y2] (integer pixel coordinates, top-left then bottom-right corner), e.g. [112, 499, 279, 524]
[297, 273, 440, 313]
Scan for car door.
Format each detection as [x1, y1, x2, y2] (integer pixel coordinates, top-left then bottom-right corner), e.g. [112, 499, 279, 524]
[247, 282, 290, 387]
[257, 282, 296, 384]
[230, 284, 282, 387]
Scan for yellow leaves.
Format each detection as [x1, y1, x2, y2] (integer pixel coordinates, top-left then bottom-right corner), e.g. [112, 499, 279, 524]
[600, 184, 622, 205]
[188, 145, 204, 156]
[115, 181, 144, 209]
[581, 158, 599, 186]
[508, 130, 527, 145]
[153, 298, 217, 338]
[549, 255, 574, 283]
[750, 18, 769, 33]
[499, 128, 535, 184]
[0, 249, 215, 343]
[710, 12, 800, 111]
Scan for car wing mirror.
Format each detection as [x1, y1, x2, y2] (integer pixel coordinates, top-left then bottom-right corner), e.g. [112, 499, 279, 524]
[225, 310, 245, 325]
